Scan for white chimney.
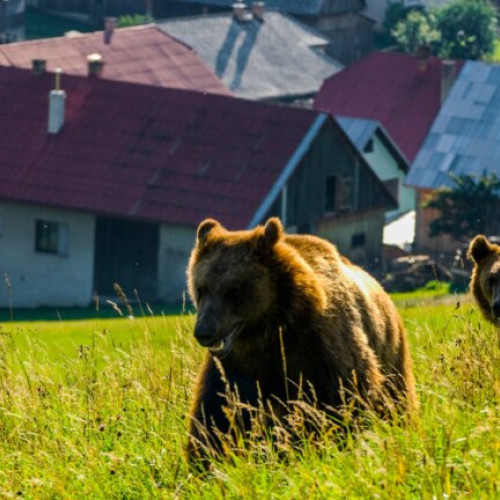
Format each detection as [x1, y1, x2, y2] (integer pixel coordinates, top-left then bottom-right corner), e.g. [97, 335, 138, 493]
[233, 2, 249, 22]
[252, 2, 265, 20]
[48, 69, 66, 134]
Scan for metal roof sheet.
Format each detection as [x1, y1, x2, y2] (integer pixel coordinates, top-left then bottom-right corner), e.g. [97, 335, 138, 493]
[314, 51, 464, 163]
[407, 60, 500, 189]
[0, 24, 231, 96]
[172, 0, 325, 15]
[157, 11, 342, 100]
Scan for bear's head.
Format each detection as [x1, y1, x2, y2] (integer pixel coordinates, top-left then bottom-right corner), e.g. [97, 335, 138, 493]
[187, 217, 327, 359]
[468, 234, 500, 324]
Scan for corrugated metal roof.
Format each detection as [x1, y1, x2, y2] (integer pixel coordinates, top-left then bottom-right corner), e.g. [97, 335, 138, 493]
[0, 24, 231, 96]
[314, 51, 464, 162]
[336, 116, 410, 171]
[0, 66, 324, 229]
[157, 11, 342, 101]
[336, 117, 378, 150]
[407, 60, 500, 189]
[172, 0, 325, 15]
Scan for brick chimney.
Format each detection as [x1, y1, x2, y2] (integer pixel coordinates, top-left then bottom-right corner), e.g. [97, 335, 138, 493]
[32, 59, 46, 75]
[104, 16, 116, 45]
[252, 2, 265, 20]
[441, 60, 457, 105]
[87, 53, 104, 77]
[48, 69, 66, 134]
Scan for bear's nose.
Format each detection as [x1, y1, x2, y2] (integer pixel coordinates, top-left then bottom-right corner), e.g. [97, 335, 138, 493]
[492, 299, 500, 317]
[194, 322, 218, 347]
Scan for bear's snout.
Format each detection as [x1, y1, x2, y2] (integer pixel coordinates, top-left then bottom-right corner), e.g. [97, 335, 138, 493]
[194, 317, 219, 347]
[492, 298, 500, 318]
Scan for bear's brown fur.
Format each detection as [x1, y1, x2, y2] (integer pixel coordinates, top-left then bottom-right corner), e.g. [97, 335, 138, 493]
[468, 234, 500, 325]
[186, 217, 417, 464]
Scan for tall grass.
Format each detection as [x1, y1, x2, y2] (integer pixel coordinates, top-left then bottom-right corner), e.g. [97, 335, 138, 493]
[0, 296, 498, 498]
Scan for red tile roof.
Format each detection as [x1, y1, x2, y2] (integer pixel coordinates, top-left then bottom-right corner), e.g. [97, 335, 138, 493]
[0, 66, 320, 229]
[0, 24, 231, 96]
[314, 51, 463, 162]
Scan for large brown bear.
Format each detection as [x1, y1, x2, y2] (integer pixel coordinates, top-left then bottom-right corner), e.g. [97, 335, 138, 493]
[468, 235, 500, 325]
[186, 217, 417, 465]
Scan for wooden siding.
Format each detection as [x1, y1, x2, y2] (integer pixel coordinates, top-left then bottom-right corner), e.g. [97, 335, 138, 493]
[265, 118, 391, 267]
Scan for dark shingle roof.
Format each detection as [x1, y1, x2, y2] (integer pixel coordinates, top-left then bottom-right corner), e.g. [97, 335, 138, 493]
[157, 11, 342, 100]
[0, 24, 231, 95]
[174, 0, 325, 15]
[0, 66, 325, 229]
[407, 60, 500, 189]
[314, 51, 463, 162]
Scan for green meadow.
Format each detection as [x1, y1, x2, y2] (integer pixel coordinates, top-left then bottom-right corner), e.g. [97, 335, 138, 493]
[0, 290, 498, 499]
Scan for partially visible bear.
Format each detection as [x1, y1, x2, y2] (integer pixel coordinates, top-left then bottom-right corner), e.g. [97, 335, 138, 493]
[468, 234, 500, 325]
[186, 217, 417, 465]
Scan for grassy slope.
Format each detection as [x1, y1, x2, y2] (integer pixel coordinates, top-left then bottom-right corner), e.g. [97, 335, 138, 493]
[0, 294, 498, 498]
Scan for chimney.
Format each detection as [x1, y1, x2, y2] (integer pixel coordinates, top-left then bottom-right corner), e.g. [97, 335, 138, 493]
[104, 16, 116, 45]
[441, 60, 457, 105]
[47, 69, 66, 134]
[233, 2, 250, 22]
[252, 1, 264, 20]
[87, 53, 104, 77]
[32, 59, 46, 75]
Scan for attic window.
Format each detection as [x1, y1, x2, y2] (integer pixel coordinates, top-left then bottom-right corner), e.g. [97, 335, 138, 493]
[351, 233, 366, 248]
[325, 175, 337, 212]
[35, 220, 68, 256]
[363, 139, 374, 153]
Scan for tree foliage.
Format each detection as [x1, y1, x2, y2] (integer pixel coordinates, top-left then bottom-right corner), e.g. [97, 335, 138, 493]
[391, 10, 441, 55]
[436, 0, 497, 60]
[424, 173, 500, 241]
[391, 0, 497, 60]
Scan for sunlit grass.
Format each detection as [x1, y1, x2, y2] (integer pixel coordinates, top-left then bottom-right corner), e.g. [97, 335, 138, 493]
[0, 293, 498, 498]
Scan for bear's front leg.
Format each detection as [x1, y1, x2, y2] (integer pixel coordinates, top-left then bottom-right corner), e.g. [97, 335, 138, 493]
[186, 353, 259, 469]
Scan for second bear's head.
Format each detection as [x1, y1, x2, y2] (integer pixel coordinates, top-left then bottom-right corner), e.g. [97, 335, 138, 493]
[187, 217, 326, 359]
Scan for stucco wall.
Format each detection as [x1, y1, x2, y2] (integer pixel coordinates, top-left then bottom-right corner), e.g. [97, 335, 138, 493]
[0, 201, 95, 308]
[317, 209, 386, 269]
[157, 224, 197, 305]
[363, 133, 416, 218]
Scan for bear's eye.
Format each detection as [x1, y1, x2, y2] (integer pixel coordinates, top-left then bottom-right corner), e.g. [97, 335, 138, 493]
[225, 284, 243, 300]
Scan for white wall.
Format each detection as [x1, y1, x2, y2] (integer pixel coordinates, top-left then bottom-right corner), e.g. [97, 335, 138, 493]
[362, 134, 416, 219]
[157, 224, 197, 305]
[0, 201, 95, 308]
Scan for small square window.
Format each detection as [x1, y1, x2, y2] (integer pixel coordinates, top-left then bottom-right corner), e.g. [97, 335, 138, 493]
[351, 233, 366, 248]
[363, 138, 374, 153]
[35, 220, 68, 255]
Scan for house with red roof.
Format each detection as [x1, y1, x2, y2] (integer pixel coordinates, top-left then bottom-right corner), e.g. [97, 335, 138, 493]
[0, 66, 395, 308]
[0, 24, 231, 96]
[314, 51, 463, 248]
[314, 51, 462, 164]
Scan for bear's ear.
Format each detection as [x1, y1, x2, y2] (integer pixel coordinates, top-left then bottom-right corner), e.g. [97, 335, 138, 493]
[197, 219, 222, 246]
[263, 218, 283, 248]
[468, 235, 493, 264]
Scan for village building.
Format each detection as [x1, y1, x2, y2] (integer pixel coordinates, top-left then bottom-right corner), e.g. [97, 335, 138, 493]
[0, 66, 395, 308]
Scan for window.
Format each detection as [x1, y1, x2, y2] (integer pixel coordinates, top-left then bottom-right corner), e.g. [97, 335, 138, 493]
[351, 233, 366, 249]
[325, 176, 337, 212]
[339, 176, 353, 211]
[35, 220, 68, 255]
[363, 138, 374, 153]
[383, 178, 399, 201]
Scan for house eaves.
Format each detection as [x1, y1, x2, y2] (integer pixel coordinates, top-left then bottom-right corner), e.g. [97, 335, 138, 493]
[248, 113, 328, 228]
